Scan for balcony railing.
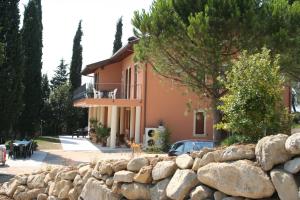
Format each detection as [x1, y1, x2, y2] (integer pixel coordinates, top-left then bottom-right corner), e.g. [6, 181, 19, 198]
[73, 83, 142, 101]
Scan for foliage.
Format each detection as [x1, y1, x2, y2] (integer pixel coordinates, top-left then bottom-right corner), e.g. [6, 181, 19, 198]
[217, 48, 287, 137]
[293, 112, 300, 124]
[221, 133, 258, 146]
[19, 0, 43, 135]
[0, 42, 3, 65]
[132, 0, 300, 144]
[113, 17, 123, 54]
[70, 20, 83, 92]
[51, 59, 68, 89]
[145, 146, 164, 154]
[95, 123, 110, 139]
[0, 0, 24, 135]
[159, 128, 171, 152]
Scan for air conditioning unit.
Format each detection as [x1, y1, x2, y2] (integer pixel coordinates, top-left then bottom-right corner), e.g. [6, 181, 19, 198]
[144, 128, 162, 147]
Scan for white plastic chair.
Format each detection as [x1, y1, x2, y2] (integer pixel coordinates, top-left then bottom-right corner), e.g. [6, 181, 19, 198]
[93, 88, 102, 99]
[109, 88, 118, 99]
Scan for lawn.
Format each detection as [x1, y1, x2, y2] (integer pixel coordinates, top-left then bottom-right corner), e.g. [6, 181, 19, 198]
[34, 136, 62, 150]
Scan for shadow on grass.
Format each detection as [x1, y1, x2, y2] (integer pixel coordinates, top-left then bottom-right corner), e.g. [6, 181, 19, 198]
[35, 136, 60, 144]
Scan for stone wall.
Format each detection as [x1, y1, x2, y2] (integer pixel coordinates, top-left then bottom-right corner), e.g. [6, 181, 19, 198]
[1, 133, 300, 200]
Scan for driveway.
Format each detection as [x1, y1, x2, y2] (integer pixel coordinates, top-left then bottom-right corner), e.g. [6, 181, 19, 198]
[59, 135, 99, 151]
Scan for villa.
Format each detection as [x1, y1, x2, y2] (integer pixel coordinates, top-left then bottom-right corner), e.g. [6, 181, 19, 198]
[73, 37, 291, 148]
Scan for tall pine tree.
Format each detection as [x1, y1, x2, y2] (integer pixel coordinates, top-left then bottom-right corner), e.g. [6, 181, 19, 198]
[0, 0, 23, 136]
[70, 20, 83, 92]
[19, 0, 43, 135]
[112, 17, 123, 54]
[51, 59, 68, 89]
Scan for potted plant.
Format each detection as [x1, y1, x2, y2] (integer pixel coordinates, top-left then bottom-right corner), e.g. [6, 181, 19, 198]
[95, 123, 110, 146]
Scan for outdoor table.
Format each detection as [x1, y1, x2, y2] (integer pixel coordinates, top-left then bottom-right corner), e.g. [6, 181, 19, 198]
[13, 140, 31, 147]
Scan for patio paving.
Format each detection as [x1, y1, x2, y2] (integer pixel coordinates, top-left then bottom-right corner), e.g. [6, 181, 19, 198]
[59, 135, 99, 151]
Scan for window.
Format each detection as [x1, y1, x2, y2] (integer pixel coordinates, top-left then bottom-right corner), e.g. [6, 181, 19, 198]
[194, 110, 206, 136]
[172, 142, 184, 152]
[184, 142, 195, 153]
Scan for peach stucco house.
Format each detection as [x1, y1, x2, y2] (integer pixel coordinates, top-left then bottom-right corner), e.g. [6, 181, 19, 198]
[73, 38, 291, 148]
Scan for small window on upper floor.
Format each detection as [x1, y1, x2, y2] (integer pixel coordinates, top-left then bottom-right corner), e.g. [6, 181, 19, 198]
[194, 110, 206, 136]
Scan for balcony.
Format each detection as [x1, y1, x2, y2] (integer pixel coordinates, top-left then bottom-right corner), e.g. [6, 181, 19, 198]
[73, 83, 142, 107]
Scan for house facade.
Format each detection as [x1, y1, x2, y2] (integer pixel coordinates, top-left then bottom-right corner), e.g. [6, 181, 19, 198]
[73, 38, 291, 148]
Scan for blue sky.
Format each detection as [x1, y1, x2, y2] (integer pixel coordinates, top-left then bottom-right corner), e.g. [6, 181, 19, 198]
[19, 0, 153, 81]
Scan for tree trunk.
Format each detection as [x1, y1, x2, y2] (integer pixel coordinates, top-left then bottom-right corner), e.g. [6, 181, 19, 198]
[212, 97, 223, 146]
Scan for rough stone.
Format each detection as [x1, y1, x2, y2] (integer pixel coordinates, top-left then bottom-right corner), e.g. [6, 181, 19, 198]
[213, 191, 227, 200]
[11, 185, 26, 200]
[78, 165, 90, 177]
[270, 169, 298, 200]
[15, 175, 27, 185]
[80, 178, 120, 200]
[106, 177, 114, 187]
[48, 167, 61, 180]
[92, 169, 102, 179]
[190, 185, 213, 200]
[192, 145, 255, 171]
[197, 160, 275, 198]
[255, 134, 292, 171]
[286, 133, 300, 154]
[82, 168, 92, 184]
[68, 185, 82, 200]
[98, 162, 114, 176]
[150, 178, 171, 200]
[14, 188, 45, 200]
[166, 169, 199, 200]
[127, 157, 149, 172]
[27, 174, 45, 189]
[111, 181, 122, 194]
[134, 165, 153, 184]
[47, 196, 58, 200]
[113, 170, 135, 183]
[190, 148, 215, 159]
[49, 180, 72, 197]
[37, 193, 48, 200]
[284, 157, 300, 174]
[112, 159, 129, 172]
[176, 154, 194, 169]
[152, 160, 177, 181]
[121, 182, 151, 200]
[6, 179, 20, 197]
[73, 174, 83, 186]
[222, 197, 244, 200]
[61, 170, 78, 180]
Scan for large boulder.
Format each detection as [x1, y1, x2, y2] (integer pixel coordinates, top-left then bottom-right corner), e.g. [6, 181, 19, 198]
[285, 133, 300, 154]
[68, 185, 83, 200]
[5, 179, 20, 197]
[27, 174, 46, 189]
[192, 145, 255, 171]
[197, 160, 275, 198]
[121, 182, 151, 200]
[284, 157, 300, 174]
[37, 193, 48, 200]
[113, 170, 135, 183]
[152, 161, 177, 181]
[213, 191, 227, 200]
[15, 175, 27, 185]
[190, 185, 213, 200]
[150, 178, 171, 200]
[112, 159, 129, 172]
[255, 134, 292, 171]
[127, 157, 149, 172]
[134, 165, 153, 184]
[270, 169, 298, 200]
[166, 169, 199, 200]
[79, 178, 120, 200]
[14, 188, 45, 200]
[190, 148, 215, 159]
[175, 154, 194, 169]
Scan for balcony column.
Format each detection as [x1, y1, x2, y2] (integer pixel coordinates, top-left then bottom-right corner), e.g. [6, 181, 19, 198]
[110, 105, 118, 148]
[119, 107, 124, 135]
[97, 107, 101, 122]
[129, 107, 135, 140]
[135, 106, 141, 144]
[88, 107, 92, 131]
[107, 106, 112, 128]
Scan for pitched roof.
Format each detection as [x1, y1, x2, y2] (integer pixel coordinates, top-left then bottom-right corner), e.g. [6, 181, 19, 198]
[81, 38, 138, 75]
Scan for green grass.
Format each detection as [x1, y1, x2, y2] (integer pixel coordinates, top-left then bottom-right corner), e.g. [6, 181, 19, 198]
[292, 123, 300, 129]
[34, 136, 62, 150]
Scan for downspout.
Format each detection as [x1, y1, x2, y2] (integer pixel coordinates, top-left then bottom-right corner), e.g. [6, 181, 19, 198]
[143, 63, 148, 144]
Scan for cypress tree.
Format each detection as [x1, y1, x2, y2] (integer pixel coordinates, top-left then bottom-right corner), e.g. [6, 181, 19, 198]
[51, 59, 68, 89]
[19, 0, 43, 135]
[112, 17, 123, 54]
[0, 0, 23, 135]
[70, 20, 83, 92]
